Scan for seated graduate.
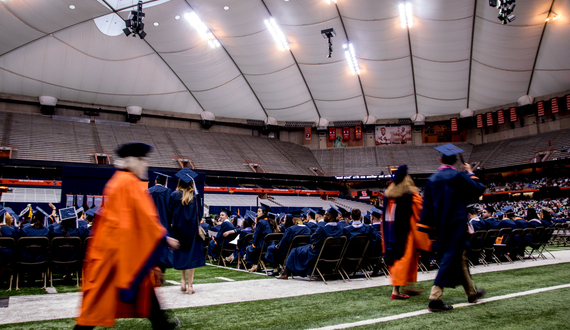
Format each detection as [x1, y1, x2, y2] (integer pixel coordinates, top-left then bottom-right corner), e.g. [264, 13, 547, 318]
[18, 205, 33, 228]
[526, 208, 543, 228]
[265, 213, 311, 274]
[20, 211, 49, 237]
[336, 206, 350, 229]
[76, 208, 89, 229]
[0, 207, 18, 239]
[276, 206, 343, 279]
[343, 208, 371, 240]
[481, 206, 499, 229]
[315, 209, 327, 228]
[368, 207, 383, 249]
[304, 209, 319, 233]
[468, 206, 486, 231]
[200, 217, 212, 233]
[539, 208, 555, 227]
[497, 208, 518, 230]
[208, 209, 238, 260]
[211, 215, 222, 233]
[84, 207, 98, 236]
[49, 210, 85, 239]
[246, 203, 278, 272]
[236, 213, 255, 259]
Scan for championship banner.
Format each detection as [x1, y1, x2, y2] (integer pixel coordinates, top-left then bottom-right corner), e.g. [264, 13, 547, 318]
[486, 112, 494, 126]
[497, 109, 505, 125]
[76, 195, 84, 208]
[66, 194, 74, 207]
[86, 195, 94, 208]
[304, 127, 312, 141]
[509, 107, 517, 122]
[328, 127, 336, 141]
[450, 118, 458, 132]
[375, 125, 411, 145]
[94, 196, 103, 207]
[342, 127, 350, 141]
[551, 98, 559, 114]
[537, 101, 545, 117]
[567, 95, 570, 112]
[355, 126, 362, 140]
[476, 114, 483, 128]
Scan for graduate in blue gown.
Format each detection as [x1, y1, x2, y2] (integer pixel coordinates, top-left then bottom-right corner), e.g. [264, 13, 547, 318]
[539, 208, 555, 227]
[265, 214, 311, 273]
[336, 206, 350, 229]
[148, 172, 174, 272]
[246, 203, 278, 272]
[526, 208, 543, 228]
[0, 208, 18, 275]
[343, 208, 371, 240]
[236, 215, 254, 259]
[170, 168, 205, 295]
[208, 209, 238, 260]
[420, 144, 486, 312]
[277, 207, 343, 279]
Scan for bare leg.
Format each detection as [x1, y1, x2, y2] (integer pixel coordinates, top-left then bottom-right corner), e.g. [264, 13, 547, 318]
[187, 269, 195, 294]
[180, 270, 187, 292]
[392, 286, 400, 296]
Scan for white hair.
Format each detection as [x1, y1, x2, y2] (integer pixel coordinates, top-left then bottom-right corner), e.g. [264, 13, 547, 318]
[114, 156, 148, 180]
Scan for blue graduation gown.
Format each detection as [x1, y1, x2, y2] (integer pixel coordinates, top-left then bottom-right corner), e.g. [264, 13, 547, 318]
[200, 222, 211, 233]
[245, 219, 273, 264]
[170, 191, 205, 270]
[337, 221, 349, 229]
[420, 167, 486, 288]
[514, 219, 529, 229]
[49, 222, 85, 239]
[265, 225, 311, 265]
[285, 223, 343, 277]
[0, 225, 18, 266]
[148, 184, 173, 235]
[342, 223, 370, 241]
[208, 220, 237, 259]
[236, 228, 252, 256]
[540, 219, 554, 227]
[527, 219, 542, 228]
[306, 221, 319, 233]
[484, 217, 500, 229]
[498, 219, 517, 230]
[20, 225, 49, 237]
[469, 217, 487, 231]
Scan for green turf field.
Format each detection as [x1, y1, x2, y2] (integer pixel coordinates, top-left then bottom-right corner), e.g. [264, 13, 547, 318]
[1, 262, 568, 329]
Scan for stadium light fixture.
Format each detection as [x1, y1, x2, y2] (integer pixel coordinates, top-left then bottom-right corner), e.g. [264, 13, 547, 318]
[265, 17, 289, 51]
[490, 0, 516, 25]
[184, 12, 221, 48]
[325, 0, 337, 4]
[343, 43, 360, 75]
[399, 2, 413, 29]
[123, 0, 146, 39]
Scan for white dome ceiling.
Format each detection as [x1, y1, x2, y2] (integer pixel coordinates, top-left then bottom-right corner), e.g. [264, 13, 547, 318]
[0, 0, 568, 123]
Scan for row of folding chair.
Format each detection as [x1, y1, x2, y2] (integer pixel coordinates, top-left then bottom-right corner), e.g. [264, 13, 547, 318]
[0, 236, 89, 290]
[550, 223, 570, 246]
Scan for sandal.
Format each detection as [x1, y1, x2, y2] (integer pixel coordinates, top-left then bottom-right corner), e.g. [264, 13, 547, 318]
[391, 294, 410, 300]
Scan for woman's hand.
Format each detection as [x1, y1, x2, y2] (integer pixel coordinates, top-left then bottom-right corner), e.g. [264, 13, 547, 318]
[166, 237, 180, 250]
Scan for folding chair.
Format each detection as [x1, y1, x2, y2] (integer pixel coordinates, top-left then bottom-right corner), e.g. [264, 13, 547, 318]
[338, 235, 369, 280]
[0, 237, 16, 291]
[494, 228, 521, 263]
[309, 236, 347, 284]
[15, 237, 50, 290]
[218, 232, 239, 267]
[526, 227, 545, 260]
[361, 239, 389, 277]
[280, 234, 311, 271]
[492, 228, 512, 264]
[480, 229, 499, 265]
[49, 237, 82, 287]
[466, 230, 487, 267]
[255, 233, 283, 274]
[535, 227, 556, 259]
[237, 233, 253, 270]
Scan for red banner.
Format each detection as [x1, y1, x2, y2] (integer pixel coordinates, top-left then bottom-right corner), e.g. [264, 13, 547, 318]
[509, 107, 517, 122]
[567, 95, 570, 112]
[342, 127, 350, 140]
[551, 98, 559, 114]
[328, 127, 336, 141]
[537, 101, 545, 116]
[497, 109, 505, 125]
[486, 112, 494, 126]
[304, 127, 312, 141]
[450, 118, 458, 132]
[355, 126, 362, 140]
[476, 114, 483, 128]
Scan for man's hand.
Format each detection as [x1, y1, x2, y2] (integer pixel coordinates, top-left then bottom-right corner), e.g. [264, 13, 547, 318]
[166, 237, 180, 250]
[462, 163, 473, 174]
[49, 203, 56, 210]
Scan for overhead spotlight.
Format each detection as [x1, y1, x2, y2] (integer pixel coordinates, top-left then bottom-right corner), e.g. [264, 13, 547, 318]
[343, 43, 360, 75]
[493, 0, 516, 25]
[321, 28, 335, 58]
[399, 2, 413, 29]
[489, 0, 497, 7]
[325, 0, 337, 3]
[265, 17, 289, 51]
[185, 12, 221, 48]
[546, 13, 558, 22]
[123, 0, 146, 39]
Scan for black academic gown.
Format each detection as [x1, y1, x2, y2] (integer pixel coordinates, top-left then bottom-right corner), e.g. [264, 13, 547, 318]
[0, 225, 18, 266]
[342, 223, 371, 241]
[265, 224, 311, 265]
[484, 217, 500, 229]
[149, 184, 174, 268]
[306, 221, 319, 233]
[245, 218, 273, 264]
[208, 220, 237, 259]
[469, 217, 487, 231]
[170, 190, 205, 270]
[285, 223, 343, 277]
[420, 167, 486, 288]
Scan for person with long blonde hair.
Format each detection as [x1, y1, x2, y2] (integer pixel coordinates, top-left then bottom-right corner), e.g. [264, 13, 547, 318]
[170, 168, 205, 295]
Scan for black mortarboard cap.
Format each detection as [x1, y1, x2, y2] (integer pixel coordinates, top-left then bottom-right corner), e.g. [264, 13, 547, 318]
[337, 206, 350, 218]
[116, 142, 153, 158]
[370, 207, 382, 219]
[327, 205, 339, 218]
[268, 212, 277, 220]
[85, 207, 98, 217]
[316, 208, 326, 216]
[434, 143, 464, 157]
[175, 168, 198, 184]
[259, 203, 271, 213]
[290, 210, 304, 217]
[220, 208, 231, 217]
[393, 165, 408, 184]
[307, 208, 316, 218]
[154, 172, 170, 184]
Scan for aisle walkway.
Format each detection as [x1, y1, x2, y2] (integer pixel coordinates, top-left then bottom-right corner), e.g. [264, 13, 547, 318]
[1, 250, 569, 325]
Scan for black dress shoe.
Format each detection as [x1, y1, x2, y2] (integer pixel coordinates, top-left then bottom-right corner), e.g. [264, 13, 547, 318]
[428, 300, 453, 312]
[468, 288, 486, 303]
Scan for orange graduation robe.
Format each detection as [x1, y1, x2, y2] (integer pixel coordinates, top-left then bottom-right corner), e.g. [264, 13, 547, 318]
[77, 170, 167, 327]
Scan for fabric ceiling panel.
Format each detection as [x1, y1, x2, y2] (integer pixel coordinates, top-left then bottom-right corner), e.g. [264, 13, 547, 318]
[469, 61, 531, 110]
[367, 95, 416, 120]
[410, 19, 472, 63]
[1, 0, 110, 35]
[0, 6, 44, 55]
[245, 67, 313, 111]
[301, 62, 363, 102]
[315, 97, 366, 122]
[265, 101, 319, 123]
[359, 58, 414, 100]
[417, 96, 467, 117]
[414, 60, 469, 103]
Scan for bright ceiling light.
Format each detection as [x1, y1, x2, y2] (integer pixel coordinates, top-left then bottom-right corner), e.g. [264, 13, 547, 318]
[69, 4, 76, 9]
[399, 2, 413, 28]
[184, 12, 221, 48]
[224, 6, 230, 10]
[175, 15, 180, 20]
[264, 18, 289, 51]
[343, 43, 360, 75]
[326, 0, 337, 3]
[153, 22, 159, 26]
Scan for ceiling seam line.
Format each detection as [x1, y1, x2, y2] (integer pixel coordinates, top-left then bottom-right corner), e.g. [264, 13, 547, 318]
[466, 0, 478, 109]
[261, 0, 321, 120]
[335, 3, 369, 117]
[406, 26, 418, 115]
[526, 0, 556, 95]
